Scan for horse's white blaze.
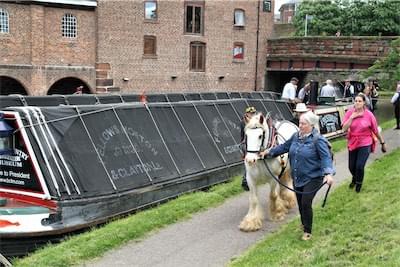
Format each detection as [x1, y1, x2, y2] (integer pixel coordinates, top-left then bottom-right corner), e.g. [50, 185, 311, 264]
[239, 113, 298, 232]
[245, 128, 264, 152]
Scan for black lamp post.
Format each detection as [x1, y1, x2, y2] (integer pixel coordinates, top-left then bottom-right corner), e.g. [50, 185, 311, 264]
[0, 113, 14, 155]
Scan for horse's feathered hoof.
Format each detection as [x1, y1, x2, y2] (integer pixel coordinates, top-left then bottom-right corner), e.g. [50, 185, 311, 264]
[270, 213, 285, 221]
[239, 217, 262, 232]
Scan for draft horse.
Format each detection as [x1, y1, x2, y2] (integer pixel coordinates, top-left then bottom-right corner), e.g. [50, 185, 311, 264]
[239, 112, 298, 232]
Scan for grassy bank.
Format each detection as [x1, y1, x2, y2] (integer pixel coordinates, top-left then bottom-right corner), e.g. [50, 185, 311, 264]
[12, 176, 244, 267]
[229, 148, 400, 267]
[13, 119, 396, 267]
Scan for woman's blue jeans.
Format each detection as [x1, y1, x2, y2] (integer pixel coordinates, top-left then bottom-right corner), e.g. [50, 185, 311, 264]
[348, 145, 371, 185]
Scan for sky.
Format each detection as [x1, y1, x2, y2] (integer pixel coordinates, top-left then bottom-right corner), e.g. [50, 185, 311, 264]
[275, 0, 285, 14]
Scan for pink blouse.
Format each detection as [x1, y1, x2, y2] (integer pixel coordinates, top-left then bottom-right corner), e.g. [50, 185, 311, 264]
[342, 107, 379, 151]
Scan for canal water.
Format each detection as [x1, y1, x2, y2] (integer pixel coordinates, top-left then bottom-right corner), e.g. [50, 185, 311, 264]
[374, 98, 395, 124]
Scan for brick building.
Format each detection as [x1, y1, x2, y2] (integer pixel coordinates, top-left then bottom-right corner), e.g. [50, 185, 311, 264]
[0, 0, 97, 95]
[278, 0, 299, 24]
[0, 0, 275, 96]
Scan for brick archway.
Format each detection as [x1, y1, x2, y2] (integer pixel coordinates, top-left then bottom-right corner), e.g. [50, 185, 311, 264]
[0, 76, 28, 95]
[48, 77, 91, 95]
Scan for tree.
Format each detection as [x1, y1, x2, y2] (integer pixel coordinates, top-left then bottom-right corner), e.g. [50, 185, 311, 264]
[293, 0, 342, 36]
[361, 37, 400, 90]
[293, 0, 400, 36]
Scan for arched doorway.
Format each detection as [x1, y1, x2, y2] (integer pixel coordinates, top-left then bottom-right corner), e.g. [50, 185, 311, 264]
[48, 77, 91, 95]
[0, 76, 28, 95]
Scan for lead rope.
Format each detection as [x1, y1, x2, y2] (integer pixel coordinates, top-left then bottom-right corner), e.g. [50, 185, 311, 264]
[261, 158, 327, 195]
[262, 119, 331, 206]
[260, 150, 331, 207]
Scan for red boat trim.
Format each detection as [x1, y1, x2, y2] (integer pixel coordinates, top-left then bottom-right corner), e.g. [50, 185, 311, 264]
[2, 111, 48, 197]
[0, 219, 20, 228]
[0, 192, 57, 210]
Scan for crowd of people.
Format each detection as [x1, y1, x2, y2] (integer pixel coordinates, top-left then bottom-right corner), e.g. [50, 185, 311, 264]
[238, 77, 399, 241]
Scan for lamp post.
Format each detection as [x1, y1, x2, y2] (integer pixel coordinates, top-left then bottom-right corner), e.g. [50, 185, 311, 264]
[305, 14, 313, 37]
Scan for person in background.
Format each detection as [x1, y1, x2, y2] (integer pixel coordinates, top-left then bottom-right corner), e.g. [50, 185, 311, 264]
[281, 77, 299, 106]
[240, 106, 257, 191]
[390, 81, 400, 130]
[74, 85, 83, 95]
[297, 82, 311, 104]
[320, 80, 336, 97]
[260, 111, 334, 241]
[343, 79, 354, 99]
[363, 85, 374, 112]
[342, 93, 387, 193]
[292, 103, 310, 125]
[370, 80, 379, 111]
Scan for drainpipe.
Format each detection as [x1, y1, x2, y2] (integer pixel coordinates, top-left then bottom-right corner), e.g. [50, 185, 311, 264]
[254, 1, 260, 91]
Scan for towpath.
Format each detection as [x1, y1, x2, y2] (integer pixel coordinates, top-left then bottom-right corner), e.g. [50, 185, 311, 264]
[83, 129, 399, 267]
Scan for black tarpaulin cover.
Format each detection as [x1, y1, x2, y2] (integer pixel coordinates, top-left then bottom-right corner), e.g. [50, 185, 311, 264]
[1, 99, 293, 200]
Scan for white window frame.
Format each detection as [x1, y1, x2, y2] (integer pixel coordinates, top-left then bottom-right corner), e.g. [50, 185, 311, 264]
[144, 1, 157, 20]
[234, 9, 245, 27]
[233, 42, 244, 60]
[61, 13, 77, 38]
[0, 8, 10, 34]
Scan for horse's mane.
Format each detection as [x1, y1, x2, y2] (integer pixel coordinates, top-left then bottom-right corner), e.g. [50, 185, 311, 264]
[245, 112, 267, 130]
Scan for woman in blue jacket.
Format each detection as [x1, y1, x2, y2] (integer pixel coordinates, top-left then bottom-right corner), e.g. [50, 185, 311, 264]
[260, 111, 334, 240]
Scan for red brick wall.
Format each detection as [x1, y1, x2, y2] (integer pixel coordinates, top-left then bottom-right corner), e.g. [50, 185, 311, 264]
[0, 3, 32, 65]
[96, 0, 275, 93]
[0, 2, 96, 95]
[267, 36, 396, 59]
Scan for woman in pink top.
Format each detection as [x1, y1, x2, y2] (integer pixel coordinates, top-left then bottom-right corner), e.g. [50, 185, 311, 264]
[342, 93, 387, 192]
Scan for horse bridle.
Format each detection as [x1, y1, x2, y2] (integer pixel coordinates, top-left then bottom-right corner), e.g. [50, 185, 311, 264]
[245, 115, 276, 154]
[245, 126, 266, 154]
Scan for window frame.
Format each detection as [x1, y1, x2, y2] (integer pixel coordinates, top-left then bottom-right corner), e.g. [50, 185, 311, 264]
[233, 42, 245, 60]
[233, 9, 245, 27]
[0, 8, 10, 34]
[144, 1, 158, 21]
[190, 41, 206, 72]
[143, 35, 157, 57]
[61, 13, 77, 38]
[184, 1, 204, 35]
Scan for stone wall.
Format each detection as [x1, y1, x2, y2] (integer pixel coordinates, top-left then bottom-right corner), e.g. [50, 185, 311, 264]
[267, 36, 397, 60]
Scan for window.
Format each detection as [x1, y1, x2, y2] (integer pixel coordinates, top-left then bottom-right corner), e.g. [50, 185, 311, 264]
[190, 42, 205, 71]
[61, 13, 77, 38]
[185, 2, 203, 34]
[144, 35, 157, 56]
[144, 1, 157, 20]
[234, 9, 245, 26]
[233, 43, 244, 59]
[0, 8, 9, 33]
[262, 0, 272, 12]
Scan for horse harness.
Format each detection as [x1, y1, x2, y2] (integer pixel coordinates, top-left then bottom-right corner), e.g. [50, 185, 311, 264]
[245, 115, 331, 206]
[245, 115, 288, 179]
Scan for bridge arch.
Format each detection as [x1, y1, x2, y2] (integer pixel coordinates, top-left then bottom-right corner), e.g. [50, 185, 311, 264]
[0, 76, 29, 95]
[48, 77, 92, 95]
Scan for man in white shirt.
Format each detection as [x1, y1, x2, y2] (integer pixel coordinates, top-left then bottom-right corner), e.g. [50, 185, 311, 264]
[320, 79, 336, 97]
[281, 77, 299, 102]
[391, 81, 400, 129]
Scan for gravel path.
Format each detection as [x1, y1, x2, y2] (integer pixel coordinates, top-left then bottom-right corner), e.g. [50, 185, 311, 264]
[82, 129, 399, 267]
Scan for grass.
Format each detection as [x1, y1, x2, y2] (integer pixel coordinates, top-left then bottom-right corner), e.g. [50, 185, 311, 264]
[12, 119, 396, 267]
[229, 148, 400, 267]
[12, 176, 244, 267]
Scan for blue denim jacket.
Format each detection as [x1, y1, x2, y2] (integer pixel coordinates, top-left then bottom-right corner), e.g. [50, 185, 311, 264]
[269, 128, 335, 187]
